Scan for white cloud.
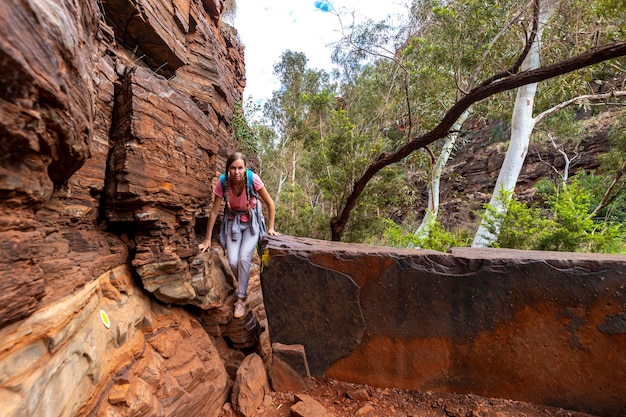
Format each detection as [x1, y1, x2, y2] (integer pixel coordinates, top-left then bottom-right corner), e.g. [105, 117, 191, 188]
[234, 0, 407, 104]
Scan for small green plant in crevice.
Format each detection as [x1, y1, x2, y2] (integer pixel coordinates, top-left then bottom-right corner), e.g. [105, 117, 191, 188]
[232, 100, 258, 154]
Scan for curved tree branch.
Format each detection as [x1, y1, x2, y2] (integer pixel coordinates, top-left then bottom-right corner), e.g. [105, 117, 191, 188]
[330, 41, 626, 240]
[533, 90, 626, 124]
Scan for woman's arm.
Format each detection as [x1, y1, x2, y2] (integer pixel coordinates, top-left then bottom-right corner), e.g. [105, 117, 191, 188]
[199, 195, 223, 253]
[257, 186, 279, 235]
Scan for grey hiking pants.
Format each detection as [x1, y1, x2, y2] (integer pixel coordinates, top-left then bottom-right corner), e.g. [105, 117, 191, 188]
[226, 221, 259, 299]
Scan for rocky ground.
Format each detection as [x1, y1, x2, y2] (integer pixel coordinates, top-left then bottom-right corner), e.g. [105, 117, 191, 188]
[249, 379, 590, 417]
[221, 376, 598, 417]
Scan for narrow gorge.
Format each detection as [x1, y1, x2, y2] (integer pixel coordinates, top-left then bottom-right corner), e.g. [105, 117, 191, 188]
[1, 2, 625, 417]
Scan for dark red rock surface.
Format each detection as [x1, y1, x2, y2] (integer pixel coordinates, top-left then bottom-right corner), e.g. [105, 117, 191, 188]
[261, 235, 626, 417]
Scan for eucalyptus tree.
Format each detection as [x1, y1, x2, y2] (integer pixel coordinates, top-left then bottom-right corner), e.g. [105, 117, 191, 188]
[329, 0, 561, 242]
[330, 39, 626, 240]
[473, 0, 625, 246]
[401, 0, 531, 239]
[262, 51, 334, 196]
[472, 0, 556, 247]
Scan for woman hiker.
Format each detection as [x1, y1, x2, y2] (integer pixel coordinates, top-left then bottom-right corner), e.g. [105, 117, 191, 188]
[199, 152, 279, 318]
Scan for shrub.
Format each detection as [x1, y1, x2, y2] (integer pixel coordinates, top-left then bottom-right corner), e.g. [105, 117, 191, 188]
[374, 218, 470, 252]
[490, 180, 626, 253]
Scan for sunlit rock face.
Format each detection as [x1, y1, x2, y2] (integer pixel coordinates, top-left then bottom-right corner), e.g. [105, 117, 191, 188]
[0, 0, 244, 415]
[261, 235, 626, 417]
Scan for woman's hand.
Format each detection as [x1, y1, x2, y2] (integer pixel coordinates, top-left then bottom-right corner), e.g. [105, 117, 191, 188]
[267, 228, 280, 236]
[199, 237, 211, 253]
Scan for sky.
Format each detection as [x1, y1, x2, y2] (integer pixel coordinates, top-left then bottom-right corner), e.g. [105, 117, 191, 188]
[233, 0, 407, 104]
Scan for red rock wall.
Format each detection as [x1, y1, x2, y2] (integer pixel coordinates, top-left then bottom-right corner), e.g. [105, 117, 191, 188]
[0, 0, 243, 416]
[261, 236, 626, 417]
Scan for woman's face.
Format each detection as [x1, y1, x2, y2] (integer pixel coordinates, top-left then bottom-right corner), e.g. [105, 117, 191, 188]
[228, 159, 246, 183]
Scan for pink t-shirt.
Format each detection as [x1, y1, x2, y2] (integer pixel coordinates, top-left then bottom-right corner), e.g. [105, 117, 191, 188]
[215, 173, 264, 221]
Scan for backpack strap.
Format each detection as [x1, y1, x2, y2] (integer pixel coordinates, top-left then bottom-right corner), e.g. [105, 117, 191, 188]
[247, 169, 258, 197]
[219, 173, 228, 209]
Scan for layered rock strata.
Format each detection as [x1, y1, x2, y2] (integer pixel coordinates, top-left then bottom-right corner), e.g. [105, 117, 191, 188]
[0, 0, 248, 416]
[261, 235, 626, 417]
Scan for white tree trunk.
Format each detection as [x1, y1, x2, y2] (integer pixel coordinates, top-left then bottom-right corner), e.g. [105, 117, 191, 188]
[472, 0, 553, 247]
[414, 109, 470, 240]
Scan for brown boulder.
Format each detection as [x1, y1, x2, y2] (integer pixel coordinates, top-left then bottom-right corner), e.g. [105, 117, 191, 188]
[290, 393, 336, 417]
[231, 353, 270, 417]
[268, 342, 312, 392]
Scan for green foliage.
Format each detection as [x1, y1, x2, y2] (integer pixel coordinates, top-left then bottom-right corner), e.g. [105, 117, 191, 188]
[341, 166, 410, 243]
[264, 50, 335, 148]
[561, 111, 626, 226]
[487, 197, 551, 250]
[592, 0, 626, 39]
[372, 218, 471, 252]
[540, 108, 584, 142]
[274, 182, 331, 240]
[415, 221, 472, 252]
[486, 180, 626, 253]
[232, 100, 258, 154]
[309, 109, 380, 208]
[542, 181, 625, 253]
[539, 182, 596, 252]
[371, 219, 405, 246]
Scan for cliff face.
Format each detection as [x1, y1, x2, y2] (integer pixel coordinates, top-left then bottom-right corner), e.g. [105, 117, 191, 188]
[0, 0, 243, 415]
[3, 2, 623, 417]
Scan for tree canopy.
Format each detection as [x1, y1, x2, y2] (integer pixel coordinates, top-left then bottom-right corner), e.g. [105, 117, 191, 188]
[240, 0, 626, 252]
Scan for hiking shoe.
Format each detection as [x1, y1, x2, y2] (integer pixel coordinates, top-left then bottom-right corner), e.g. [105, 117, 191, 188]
[234, 299, 246, 319]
